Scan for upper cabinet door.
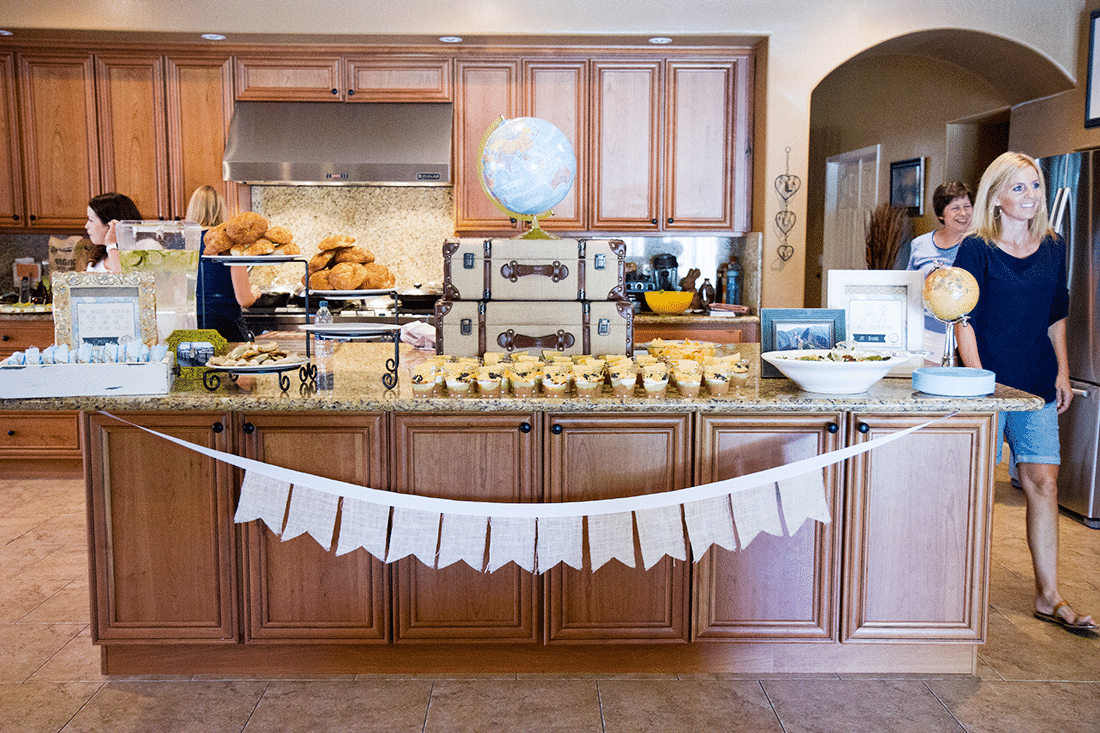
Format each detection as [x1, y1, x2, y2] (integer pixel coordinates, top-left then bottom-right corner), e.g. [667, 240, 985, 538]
[664, 61, 736, 230]
[165, 56, 237, 218]
[454, 59, 521, 233]
[17, 53, 99, 230]
[590, 61, 661, 231]
[234, 56, 343, 101]
[345, 57, 453, 102]
[523, 60, 587, 232]
[0, 53, 24, 228]
[95, 55, 170, 221]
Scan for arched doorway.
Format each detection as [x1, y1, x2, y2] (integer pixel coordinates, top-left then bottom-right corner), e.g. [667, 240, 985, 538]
[804, 29, 1074, 306]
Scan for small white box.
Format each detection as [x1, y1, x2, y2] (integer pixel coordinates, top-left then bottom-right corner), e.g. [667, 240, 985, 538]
[0, 360, 173, 399]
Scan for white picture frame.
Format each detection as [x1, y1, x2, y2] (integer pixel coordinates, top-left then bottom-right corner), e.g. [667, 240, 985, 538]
[826, 269, 924, 376]
[53, 271, 158, 350]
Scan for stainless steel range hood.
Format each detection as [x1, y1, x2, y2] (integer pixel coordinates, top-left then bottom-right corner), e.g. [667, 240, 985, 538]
[223, 101, 452, 186]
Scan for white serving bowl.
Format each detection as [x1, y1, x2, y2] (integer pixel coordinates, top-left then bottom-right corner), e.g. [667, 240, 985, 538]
[761, 349, 908, 394]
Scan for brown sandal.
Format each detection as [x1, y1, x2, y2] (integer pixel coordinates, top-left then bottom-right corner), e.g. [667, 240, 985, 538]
[1034, 600, 1098, 630]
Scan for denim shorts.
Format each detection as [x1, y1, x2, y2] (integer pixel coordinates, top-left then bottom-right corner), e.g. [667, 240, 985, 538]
[997, 401, 1061, 466]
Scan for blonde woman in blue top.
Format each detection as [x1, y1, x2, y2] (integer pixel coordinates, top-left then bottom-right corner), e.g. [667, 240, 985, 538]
[954, 151, 1094, 631]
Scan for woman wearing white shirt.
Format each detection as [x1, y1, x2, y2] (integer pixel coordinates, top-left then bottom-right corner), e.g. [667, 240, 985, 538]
[82, 193, 142, 273]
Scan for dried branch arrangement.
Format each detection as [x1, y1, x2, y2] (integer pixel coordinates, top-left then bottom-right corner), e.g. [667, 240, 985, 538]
[865, 203, 911, 269]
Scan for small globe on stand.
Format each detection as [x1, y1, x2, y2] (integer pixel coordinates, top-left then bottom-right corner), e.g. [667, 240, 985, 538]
[923, 265, 980, 366]
[478, 116, 577, 240]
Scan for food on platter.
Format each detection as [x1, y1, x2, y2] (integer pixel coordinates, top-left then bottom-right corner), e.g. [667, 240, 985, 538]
[206, 340, 302, 368]
[208, 212, 300, 258]
[302, 234, 395, 292]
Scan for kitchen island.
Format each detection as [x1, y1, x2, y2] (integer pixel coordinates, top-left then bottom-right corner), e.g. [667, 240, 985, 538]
[2, 342, 1041, 676]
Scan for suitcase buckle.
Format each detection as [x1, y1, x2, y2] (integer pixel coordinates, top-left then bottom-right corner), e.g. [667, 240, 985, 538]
[460, 318, 472, 335]
[597, 318, 610, 336]
[463, 252, 475, 269]
[594, 253, 606, 270]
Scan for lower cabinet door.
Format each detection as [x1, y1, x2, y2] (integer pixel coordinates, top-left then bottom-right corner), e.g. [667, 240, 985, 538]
[391, 412, 540, 643]
[693, 413, 843, 641]
[843, 412, 995, 642]
[240, 412, 388, 642]
[85, 411, 238, 643]
[545, 413, 692, 643]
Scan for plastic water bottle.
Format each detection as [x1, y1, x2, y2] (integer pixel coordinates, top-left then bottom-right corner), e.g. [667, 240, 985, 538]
[314, 300, 334, 389]
[725, 257, 742, 305]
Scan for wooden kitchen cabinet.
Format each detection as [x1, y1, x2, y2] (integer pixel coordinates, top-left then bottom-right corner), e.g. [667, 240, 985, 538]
[345, 57, 453, 102]
[693, 413, 843, 640]
[0, 409, 81, 479]
[239, 412, 388, 642]
[544, 412, 691, 643]
[95, 55, 170, 221]
[234, 55, 343, 101]
[843, 412, 995, 643]
[16, 53, 99, 230]
[166, 55, 240, 217]
[522, 59, 588, 231]
[0, 317, 53, 360]
[0, 53, 24, 228]
[85, 411, 239, 643]
[390, 412, 540, 643]
[454, 59, 522, 233]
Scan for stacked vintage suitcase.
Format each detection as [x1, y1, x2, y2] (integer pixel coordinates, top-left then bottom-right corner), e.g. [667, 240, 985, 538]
[435, 238, 633, 357]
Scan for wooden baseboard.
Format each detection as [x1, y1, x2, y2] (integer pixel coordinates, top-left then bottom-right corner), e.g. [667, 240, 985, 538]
[101, 641, 977, 676]
[0, 457, 83, 479]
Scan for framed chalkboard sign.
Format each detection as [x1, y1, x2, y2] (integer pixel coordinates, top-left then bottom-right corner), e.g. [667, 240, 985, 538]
[53, 271, 158, 349]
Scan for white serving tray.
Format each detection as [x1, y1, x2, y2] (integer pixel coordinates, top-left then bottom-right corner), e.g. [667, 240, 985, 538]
[0, 360, 173, 399]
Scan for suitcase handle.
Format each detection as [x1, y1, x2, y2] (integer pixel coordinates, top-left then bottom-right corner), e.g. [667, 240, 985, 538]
[497, 329, 575, 352]
[500, 260, 570, 283]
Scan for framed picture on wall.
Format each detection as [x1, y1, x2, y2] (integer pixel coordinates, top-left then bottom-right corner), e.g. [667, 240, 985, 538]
[1087, 8, 1100, 127]
[889, 158, 925, 216]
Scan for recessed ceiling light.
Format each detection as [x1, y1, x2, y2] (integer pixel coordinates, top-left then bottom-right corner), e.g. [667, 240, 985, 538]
[439, 36, 463, 43]
[201, 33, 226, 41]
[0, 30, 13, 36]
[648, 37, 673, 45]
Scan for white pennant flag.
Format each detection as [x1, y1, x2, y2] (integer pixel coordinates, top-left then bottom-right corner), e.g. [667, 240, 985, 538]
[387, 506, 441, 566]
[635, 504, 687, 569]
[536, 515, 583, 573]
[777, 471, 831, 535]
[487, 516, 536, 573]
[437, 513, 488, 571]
[335, 497, 390, 560]
[729, 483, 783, 548]
[588, 512, 636, 570]
[281, 485, 340, 550]
[683, 494, 738, 557]
[235, 470, 291, 536]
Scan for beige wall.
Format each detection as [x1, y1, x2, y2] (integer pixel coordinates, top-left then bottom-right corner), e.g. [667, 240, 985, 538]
[3, 0, 1086, 307]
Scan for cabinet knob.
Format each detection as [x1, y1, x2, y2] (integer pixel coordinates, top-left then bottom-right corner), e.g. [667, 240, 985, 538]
[242, 422, 256, 434]
[348, 89, 355, 96]
[551, 424, 563, 435]
[510, 217, 517, 224]
[857, 422, 870, 434]
[7, 430, 14, 436]
[667, 217, 674, 224]
[211, 422, 224, 433]
[29, 214, 36, 222]
[518, 422, 532, 433]
[826, 422, 839, 434]
[651, 218, 658, 225]
[10, 214, 18, 221]
[330, 88, 338, 95]
[2, 335, 8, 341]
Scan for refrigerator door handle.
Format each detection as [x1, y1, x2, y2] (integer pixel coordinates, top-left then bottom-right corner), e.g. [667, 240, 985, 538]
[1072, 387, 1091, 398]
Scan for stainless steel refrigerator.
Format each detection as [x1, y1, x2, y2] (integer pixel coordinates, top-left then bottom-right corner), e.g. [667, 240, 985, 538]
[1038, 151, 1100, 528]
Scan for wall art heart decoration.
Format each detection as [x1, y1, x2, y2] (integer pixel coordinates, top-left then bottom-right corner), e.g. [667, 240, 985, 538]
[778, 244, 794, 261]
[775, 173, 801, 201]
[775, 209, 796, 235]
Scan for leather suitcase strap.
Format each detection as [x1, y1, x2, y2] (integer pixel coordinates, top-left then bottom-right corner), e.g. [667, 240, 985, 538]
[497, 329, 576, 351]
[483, 239, 492, 300]
[478, 301, 486, 356]
[499, 261, 570, 282]
[577, 240, 586, 300]
[582, 301, 591, 353]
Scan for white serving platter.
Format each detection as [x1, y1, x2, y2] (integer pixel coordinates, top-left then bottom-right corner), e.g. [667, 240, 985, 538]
[310, 289, 395, 298]
[202, 254, 303, 263]
[205, 359, 308, 373]
[298, 323, 401, 336]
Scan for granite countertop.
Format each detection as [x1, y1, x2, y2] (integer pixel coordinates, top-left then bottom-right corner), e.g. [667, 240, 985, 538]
[0, 341, 1043, 414]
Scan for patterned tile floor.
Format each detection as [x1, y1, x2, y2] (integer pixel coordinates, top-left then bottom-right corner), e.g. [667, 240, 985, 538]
[1, 459, 1098, 732]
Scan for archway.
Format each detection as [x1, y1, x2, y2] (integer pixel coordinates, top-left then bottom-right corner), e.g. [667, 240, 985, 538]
[804, 28, 1074, 306]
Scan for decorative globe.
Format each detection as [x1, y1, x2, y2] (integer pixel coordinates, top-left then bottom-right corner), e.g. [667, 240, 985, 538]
[479, 117, 576, 220]
[923, 266, 980, 322]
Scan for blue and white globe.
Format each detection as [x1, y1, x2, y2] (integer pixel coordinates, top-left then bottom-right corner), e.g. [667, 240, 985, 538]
[479, 117, 576, 218]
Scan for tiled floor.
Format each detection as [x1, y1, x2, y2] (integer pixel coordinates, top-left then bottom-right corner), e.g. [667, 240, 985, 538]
[1, 460, 1098, 732]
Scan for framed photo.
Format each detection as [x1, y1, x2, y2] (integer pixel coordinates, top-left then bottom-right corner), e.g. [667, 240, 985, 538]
[889, 158, 924, 216]
[760, 308, 846, 378]
[826, 269, 924, 376]
[52, 271, 158, 350]
[164, 329, 228, 380]
[1087, 9, 1100, 128]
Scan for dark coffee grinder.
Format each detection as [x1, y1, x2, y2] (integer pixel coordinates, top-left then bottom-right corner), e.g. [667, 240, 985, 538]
[651, 253, 679, 291]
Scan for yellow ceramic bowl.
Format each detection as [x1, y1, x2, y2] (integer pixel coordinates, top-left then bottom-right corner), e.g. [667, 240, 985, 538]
[644, 290, 694, 315]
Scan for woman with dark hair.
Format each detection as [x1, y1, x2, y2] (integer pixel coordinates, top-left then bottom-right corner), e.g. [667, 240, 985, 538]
[954, 151, 1094, 632]
[82, 192, 142, 273]
[905, 180, 974, 276]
